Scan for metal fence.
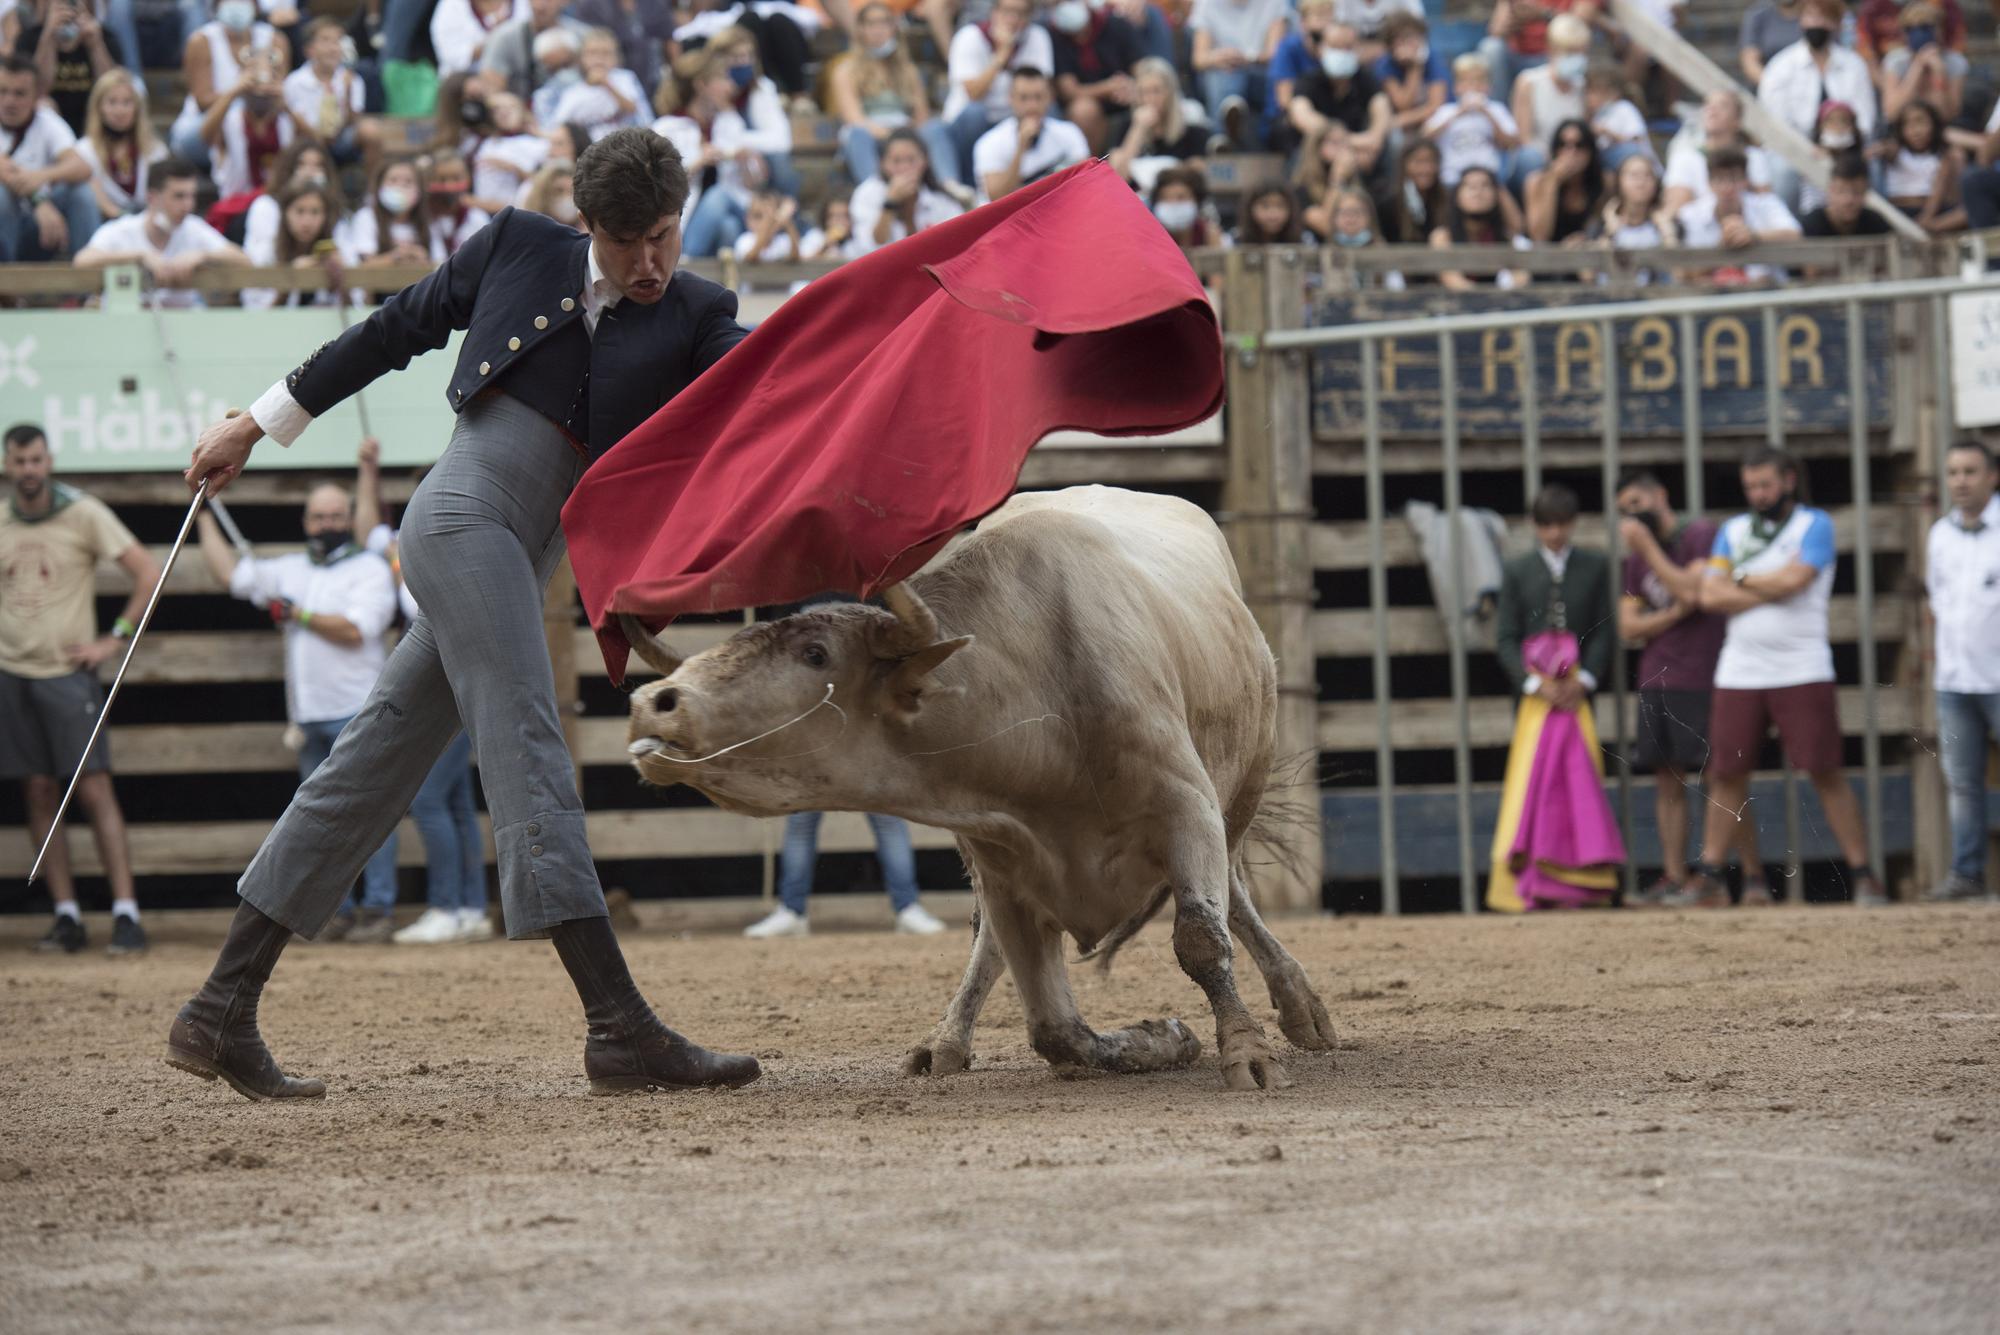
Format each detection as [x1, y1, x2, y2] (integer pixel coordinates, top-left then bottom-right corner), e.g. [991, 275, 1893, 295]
[1243, 271, 2000, 912]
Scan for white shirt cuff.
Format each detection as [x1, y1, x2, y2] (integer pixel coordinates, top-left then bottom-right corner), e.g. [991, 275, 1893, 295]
[250, 379, 313, 447]
[1578, 670, 1597, 692]
[1523, 674, 1542, 696]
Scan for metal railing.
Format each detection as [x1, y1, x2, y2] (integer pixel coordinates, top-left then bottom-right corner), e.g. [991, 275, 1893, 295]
[1243, 270, 2000, 912]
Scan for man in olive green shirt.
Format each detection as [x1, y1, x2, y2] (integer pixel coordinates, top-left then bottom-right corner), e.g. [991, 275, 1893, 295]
[0, 423, 160, 955]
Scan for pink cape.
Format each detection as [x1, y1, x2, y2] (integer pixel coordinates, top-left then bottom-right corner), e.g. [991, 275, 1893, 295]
[1508, 630, 1627, 910]
[561, 159, 1225, 685]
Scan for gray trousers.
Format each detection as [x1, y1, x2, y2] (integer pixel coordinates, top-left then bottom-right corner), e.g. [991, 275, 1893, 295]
[239, 394, 603, 940]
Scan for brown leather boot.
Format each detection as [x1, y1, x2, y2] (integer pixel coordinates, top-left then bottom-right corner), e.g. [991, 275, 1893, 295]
[550, 915, 761, 1094]
[164, 902, 327, 1101]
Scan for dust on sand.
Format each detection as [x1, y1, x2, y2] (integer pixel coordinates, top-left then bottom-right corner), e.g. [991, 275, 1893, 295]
[1, 905, 1995, 1334]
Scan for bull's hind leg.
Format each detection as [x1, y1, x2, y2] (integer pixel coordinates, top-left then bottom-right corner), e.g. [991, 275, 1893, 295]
[982, 894, 1200, 1078]
[1165, 814, 1291, 1091]
[1227, 870, 1336, 1053]
[904, 906, 1003, 1076]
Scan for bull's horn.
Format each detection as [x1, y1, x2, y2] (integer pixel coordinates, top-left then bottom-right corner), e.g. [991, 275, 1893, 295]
[881, 583, 938, 653]
[618, 612, 683, 676]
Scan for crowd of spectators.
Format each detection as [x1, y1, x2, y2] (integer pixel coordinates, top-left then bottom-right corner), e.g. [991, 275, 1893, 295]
[0, 0, 1995, 296]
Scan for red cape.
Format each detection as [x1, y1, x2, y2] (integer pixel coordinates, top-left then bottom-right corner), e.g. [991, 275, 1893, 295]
[563, 158, 1224, 685]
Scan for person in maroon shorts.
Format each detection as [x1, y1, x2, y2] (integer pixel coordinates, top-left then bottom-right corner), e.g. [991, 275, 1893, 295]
[1674, 448, 1886, 907]
[1616, 470, 1770, 905]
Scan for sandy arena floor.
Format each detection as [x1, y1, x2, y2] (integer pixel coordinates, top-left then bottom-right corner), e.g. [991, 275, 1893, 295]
[1, 903, 1996, 1334]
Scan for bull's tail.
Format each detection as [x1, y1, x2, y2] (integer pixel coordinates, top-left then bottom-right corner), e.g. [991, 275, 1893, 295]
[1078, 752, 1319, 975]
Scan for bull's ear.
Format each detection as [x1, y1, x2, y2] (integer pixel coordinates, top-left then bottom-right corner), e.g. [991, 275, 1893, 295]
[886, 635, 973, 720]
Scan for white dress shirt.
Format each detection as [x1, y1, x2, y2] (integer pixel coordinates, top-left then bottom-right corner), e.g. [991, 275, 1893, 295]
[229, 547, 399, 723]
[1756, 40, 1877, 141]
[1928, 495, 2000, 695]
[251, 239, 617, 446]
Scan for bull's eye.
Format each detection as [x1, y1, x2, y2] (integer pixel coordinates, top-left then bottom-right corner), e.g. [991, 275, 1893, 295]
[802, 643, 829, 669]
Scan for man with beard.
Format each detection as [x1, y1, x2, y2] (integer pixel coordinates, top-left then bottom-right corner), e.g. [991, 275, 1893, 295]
[1616, 470, 1770, 905]
[0, 423, 160, 955]
[1921, 440, 2000, 903]
[1678, 447, 1886, 907]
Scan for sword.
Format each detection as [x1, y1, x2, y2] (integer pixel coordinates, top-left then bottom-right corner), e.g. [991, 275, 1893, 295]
[206, 494, 254, 558]
[26, 412, 240, 886]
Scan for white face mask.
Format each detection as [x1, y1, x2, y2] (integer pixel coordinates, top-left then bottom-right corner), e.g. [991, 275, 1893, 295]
[218, 0, 256, 31]
[147, 208, 174, 233]
[869, 37, 899, 58]
[1051, 0, 1089, 32]
[377, 184, 415, 215]
[551, 197, 579, 222]
[1820, 130, 1855, 149]
[1154, 199, 1197, 231]
[1555, 52, 1588, 82]
[1321, 47, 1359, 79]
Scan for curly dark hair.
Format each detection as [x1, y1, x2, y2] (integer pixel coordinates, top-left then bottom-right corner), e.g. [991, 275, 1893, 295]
[573, 128, 690, 238]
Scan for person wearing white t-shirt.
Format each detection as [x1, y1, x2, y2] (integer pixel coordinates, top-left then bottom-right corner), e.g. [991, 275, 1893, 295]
[943, 0, 1054, 183]
[732, 186, 830, 262]
[545, 28, 644, 141]
[973, 67, 1089, 202]
[1422, 54, 1519, 187]
[851, 126, 966, 254]
[1673, 146, 1797, 283]
[196, 482, 405, 941]
[1923, 440, 2000, 902]
[1674, 447, 1886, 909]
[1661, 89, 1773, 214]
[73, 157, 246, 307]
[282, 19, 368, 163]
[0, 54, 98, 260]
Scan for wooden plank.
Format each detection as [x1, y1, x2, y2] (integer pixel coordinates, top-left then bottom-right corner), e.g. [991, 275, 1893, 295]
[1311, 595, 1904, 658]
[0, 808, 958, 878]
[1316, 686, 1913, 752]
[1308, 505, 1907, 572]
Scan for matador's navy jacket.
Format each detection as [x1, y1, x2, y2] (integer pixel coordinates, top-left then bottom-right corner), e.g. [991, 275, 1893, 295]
[278, 207, 748, 462]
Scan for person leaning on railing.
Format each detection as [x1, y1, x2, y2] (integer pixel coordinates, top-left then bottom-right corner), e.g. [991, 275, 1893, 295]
[72, 156, 246, 304]
[1672, 145, 1798, 285]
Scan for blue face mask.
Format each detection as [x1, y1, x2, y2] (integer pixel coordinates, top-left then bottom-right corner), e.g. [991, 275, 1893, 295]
[1903, 24, 1936, 50]
[1334, 229, 1373, 247]
[728, 63, 755, 89]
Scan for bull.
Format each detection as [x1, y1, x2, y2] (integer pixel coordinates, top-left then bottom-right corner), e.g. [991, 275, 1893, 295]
[621, 486, 1334, 1090]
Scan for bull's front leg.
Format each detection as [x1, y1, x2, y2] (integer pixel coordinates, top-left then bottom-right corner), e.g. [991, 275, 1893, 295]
[903, 903, 1002, 1077]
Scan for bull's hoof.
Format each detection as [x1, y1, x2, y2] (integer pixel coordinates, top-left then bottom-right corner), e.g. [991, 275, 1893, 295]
[903, 1041, 973, 1077]
[1277, 991, 1338, 1054]
[1219, 1032, 1293, 1092]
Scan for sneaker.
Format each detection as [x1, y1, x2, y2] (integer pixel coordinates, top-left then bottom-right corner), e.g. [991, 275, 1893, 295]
[1851, 872, 1891, 907]
[894, 904, 946, 935]
[346, 910, 398, 944]
[34, 914, 86, 954]
[457, 908, 496, 941]
[1738, 879, 1776, 908]
[1659, 870, 1730, 910]
[744, 907, 809, 939]
[1219, 93, 1250, 149]
[106, 913, 148, 955]
[1925, 874, 1987, 903]
[1627, 875, 1680, 908]
[392, 907, 466, 945]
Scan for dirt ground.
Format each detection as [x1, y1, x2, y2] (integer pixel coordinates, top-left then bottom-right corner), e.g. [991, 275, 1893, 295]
[1, 902, 1996, 1335]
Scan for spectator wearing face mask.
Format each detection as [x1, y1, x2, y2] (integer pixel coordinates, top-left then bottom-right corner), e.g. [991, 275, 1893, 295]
[848, 127, 963, 255]
[200, 48, 304, 200]
[1792, 99, 1860, 217]
[1268, 0, 1334, 121]
[1871, 0, 1964, 123]
[340, 155, 442, 265]
[168, 0, 288, 170]
[942, 0, 1053, 186]
[1149, 164, 1220, 252]
[1481, 0, 1598, 103]
[7, 0, 124, 136]
[973, 65, 1088, 202]
[1511, 12, 1588, 180]
[431, 0, 526, 80]
[1048, 0, 1144, 155]
[829, 3, 960, 189]
[1757, 0, 1876, 211]
[75, 67, 162, 219]
[1281, 21, 1389, 169]
[282, 18, 368, 165]
[423, 150, 490, 255]
[74, 157, 247, 306]
[1314, 185, 1399, 285]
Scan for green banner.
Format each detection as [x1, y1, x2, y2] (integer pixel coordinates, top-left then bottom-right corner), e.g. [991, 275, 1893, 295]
[0, 278, 463, 473]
